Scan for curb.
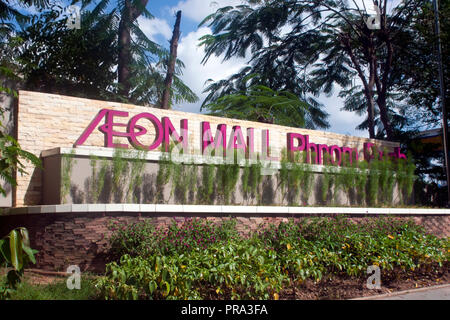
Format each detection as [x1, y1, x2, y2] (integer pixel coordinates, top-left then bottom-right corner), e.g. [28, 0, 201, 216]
[350, 283, 450, 300]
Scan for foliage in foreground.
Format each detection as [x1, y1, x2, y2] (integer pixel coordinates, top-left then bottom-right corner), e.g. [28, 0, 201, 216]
[107, 218, 239, 260]
[96, 217, 449, 300]
[8, 277, 99, 300]
[0, 228, 38, 299]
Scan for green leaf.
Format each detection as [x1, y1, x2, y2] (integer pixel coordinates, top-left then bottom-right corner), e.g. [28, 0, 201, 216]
[162, 281, 170, 296]
[19, 228, 30, 248]
[6, 269, 21, 289]
[21, 243, 37, 265]
[148, 280, 157, 294]
[9, 229, 23, 271]
[0, 238, 11, 263]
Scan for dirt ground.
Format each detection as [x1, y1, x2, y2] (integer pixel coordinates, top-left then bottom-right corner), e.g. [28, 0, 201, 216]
[280, 263, 450, 299]
[0, 268, 95, 286]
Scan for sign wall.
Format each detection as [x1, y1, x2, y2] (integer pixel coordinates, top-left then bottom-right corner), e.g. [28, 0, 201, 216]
[16, 91, 400, 206]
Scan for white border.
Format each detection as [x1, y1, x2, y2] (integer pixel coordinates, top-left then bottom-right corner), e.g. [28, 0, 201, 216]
[1, 204, 449, 216]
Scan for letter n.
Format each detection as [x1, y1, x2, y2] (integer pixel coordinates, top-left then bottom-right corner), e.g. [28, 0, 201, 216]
[162, 117, 188, 153]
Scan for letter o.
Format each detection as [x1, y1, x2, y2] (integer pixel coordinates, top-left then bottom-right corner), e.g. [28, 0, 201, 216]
[127, 112, 163, 150]
[330, 145, 342, 166]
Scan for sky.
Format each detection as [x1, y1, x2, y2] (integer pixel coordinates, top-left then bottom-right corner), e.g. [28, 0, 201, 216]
[140, 0, 369, 138]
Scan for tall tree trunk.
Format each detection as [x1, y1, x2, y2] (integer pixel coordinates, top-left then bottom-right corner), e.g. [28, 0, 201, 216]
[118, 0, 149, 98]
[376, 95, 394, 140]
[374, 31, 394, 141]
[367, 46, 377, 139]
[118, 5, 132, 97]
[341, 34, 376, 138]
[364, 86, 376, 139]
[161, 10, 182, 109]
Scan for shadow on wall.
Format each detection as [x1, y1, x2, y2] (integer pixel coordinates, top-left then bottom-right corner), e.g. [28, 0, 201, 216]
[81, 167, 158, 204]
[142, 173, 156, 203]
[23, 168, 42, 206]
[261, 176, 275, 205]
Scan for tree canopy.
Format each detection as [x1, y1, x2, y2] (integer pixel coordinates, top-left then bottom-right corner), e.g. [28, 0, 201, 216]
[199, 0, 443, 140]
[202, 79, 329, 129]
[1, 0, 198, 107]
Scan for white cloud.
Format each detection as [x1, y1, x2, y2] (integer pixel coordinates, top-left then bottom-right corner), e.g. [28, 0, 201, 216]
[171, 0, 245, 23]
[173, 26, 247, 113]
[319, 93, 368, 138]
[137, 16, 173, 42]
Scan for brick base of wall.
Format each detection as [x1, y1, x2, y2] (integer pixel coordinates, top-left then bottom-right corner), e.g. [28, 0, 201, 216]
[0, 212, 448, 272]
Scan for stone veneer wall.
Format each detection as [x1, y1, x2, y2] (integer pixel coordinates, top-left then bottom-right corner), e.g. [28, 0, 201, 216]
[16, 91, 399, 207]
[0, 212, 448, 272]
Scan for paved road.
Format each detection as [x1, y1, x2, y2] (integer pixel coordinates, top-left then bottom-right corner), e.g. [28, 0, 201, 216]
[354, 284, 450, 300]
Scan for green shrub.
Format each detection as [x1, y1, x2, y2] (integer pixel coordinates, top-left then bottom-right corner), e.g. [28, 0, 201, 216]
[100, 216, 449, 300]
[96, 241, 288, 300]
[107, 218, 240, 259]
[107, 219, 156, 260]
[151, 218, 240, 255]
[258, 216, 449, 278]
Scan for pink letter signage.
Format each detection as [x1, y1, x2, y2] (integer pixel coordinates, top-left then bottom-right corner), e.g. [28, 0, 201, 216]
[76, 109, 406, 164]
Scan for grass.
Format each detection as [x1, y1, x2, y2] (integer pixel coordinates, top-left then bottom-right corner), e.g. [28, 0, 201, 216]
[8, 277, 100, 300]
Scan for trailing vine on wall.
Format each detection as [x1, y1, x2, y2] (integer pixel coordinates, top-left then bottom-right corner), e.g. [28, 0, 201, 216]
[378, 153, 396, 205]
[199, 162, 215, 204]
[241, 159, 251, 201]
[216, 161, 240, 204]
[155, 144, 176, 203]
[339, 156, 358, 205]
[61, 150, 76, 203]
[171, 160, 195, 204]
[185, 164, 198, 204]
[89, 155, 109, 203]
[126, 149, 147, 203]
[321, 164, 336, 204]
[396, 154, 416, 205]
[354, 160, 369, 206]
[111, 148, 130, 202]
[248, 158, 262, 204]
[60, 142, 417, 207]
[368, 159, 381, 206]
